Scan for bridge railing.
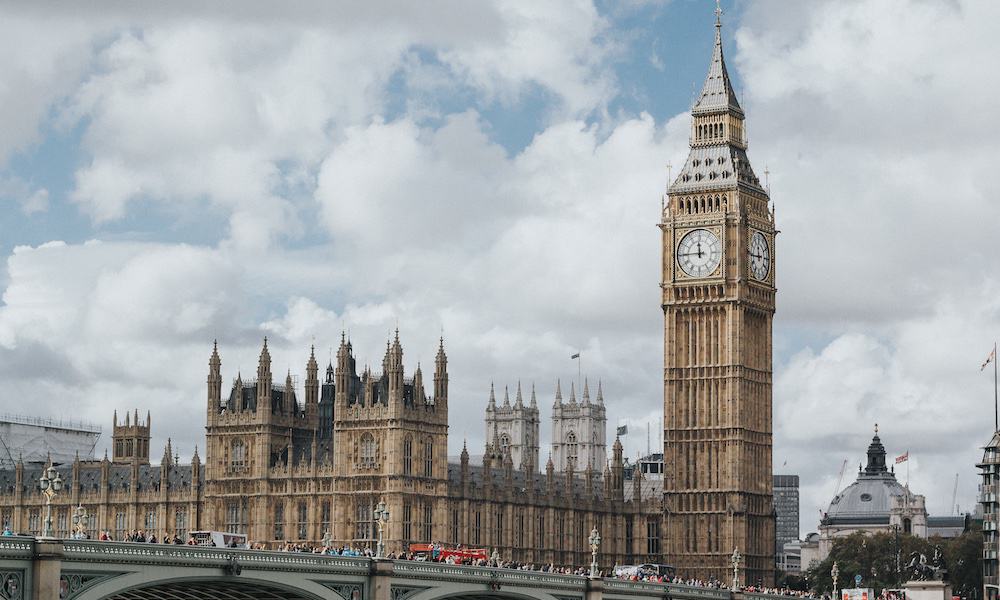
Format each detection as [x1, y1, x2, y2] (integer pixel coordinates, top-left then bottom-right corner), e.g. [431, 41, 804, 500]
[61, 539, 371, 574]
[392, 559, 587, 590]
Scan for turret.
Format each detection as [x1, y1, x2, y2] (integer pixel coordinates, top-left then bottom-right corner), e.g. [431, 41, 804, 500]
[554, 379, 563, 408]
[487, 382, 496, 411]
[434, 336, 448, 406]
[569, 381, 577, 405]
[386, 329, 404, 401]
[515, 381, 524, 409]
[502, 386, 510, 409]
[582, 378, 591, 405]
[612, 436, 625, 495]
[208, 340, 222, 420]
[305, 345, 319, 424]
[596, 380, 604, 405]
[530, 382, 537, 409]
[256, 338, 272, 417]
[284, 370, 294, 415]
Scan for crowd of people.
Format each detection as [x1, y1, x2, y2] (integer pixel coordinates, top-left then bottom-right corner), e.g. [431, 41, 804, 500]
[3, 527, 815, 597]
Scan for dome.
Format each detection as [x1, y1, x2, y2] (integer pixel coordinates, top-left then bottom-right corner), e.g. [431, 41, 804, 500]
[824, 429, 905, 522]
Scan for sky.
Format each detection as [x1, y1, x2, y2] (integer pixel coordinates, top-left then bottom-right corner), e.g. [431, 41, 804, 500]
[0, 0, 998, 539]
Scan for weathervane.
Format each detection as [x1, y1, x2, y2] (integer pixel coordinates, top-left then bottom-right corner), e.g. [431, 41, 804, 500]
[715, 0, 723, 25]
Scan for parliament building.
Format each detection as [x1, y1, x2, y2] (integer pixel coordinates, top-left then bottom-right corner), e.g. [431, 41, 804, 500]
[0, 8, 775, 584]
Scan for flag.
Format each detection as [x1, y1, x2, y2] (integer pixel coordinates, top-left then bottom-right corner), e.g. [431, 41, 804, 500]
[895, 452, 908, 464]
[982, 346, 996, 371]
[617, 425, 628, 436]
[570, 353, 580, 359]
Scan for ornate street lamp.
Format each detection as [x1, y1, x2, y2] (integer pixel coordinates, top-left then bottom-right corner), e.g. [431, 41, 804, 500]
[71, 505, 90, 539]
[373, 500, 389, 559]
[832, 561, 840, 597]
[38, 463, 63, 538]
[731, 547, 742, 591]
[588, 526, 601, 578]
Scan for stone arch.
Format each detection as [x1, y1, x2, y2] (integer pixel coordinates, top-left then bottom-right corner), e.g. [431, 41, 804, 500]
[74, 572, 333, 600]
[406, 586, 565, 600]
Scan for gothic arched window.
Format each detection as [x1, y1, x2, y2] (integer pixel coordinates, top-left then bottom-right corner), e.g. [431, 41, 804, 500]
[402, 435, 413, 475]
[360, 433, 376, 468]
[566, 431, 578, 467]
[500, 434, 510, 452]
[231, 439, 246, 468]
[424, 439, 434, 477]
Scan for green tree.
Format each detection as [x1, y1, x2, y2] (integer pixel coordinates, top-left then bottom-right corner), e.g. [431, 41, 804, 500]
[806, 531, 933, 595]
[939, 531, 983, 600]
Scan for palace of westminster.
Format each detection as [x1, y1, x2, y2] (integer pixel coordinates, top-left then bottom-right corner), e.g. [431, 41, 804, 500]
[0, 10, 778, 585]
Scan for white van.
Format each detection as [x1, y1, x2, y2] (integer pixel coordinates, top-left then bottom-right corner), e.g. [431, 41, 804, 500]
[189, 531, 248, 549]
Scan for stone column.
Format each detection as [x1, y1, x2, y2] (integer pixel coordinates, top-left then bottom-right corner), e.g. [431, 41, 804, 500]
[32, 539, 64, 600]
[370, 559, 394, 600]
[584, 577, 603, 600]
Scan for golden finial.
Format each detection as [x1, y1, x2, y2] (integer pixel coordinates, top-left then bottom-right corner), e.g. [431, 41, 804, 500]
[874, 423, 879, 435]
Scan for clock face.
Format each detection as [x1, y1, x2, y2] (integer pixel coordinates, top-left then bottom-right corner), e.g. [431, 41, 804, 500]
[748, 231, 770, 280]
[677, 229, 722, 277]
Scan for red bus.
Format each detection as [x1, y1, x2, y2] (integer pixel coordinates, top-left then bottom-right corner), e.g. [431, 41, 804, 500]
[408, 543, 488, 563]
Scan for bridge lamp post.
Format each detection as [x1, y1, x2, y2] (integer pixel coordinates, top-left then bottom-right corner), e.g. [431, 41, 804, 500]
[72, 505, 90, 540]
[39, 463, 63, 538]
[832, 561, 840, 597]
[374, 500, 390, 559]
[731, 547, 741, 591]
[588, 526, 601, 578]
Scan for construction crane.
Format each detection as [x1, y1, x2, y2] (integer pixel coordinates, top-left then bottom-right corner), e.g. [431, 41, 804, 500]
[832, 458, 849, 498]
[952, 473, 959, 515]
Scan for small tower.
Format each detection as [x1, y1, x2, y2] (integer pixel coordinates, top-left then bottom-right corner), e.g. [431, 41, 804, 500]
[550, 378, 607, 472]
[484, 380, 540, 473]
[112, 409, 151, 465]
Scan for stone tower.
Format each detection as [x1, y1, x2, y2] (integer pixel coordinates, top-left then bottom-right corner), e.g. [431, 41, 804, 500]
[660, 6, 776, 585]
[551, 379, 607, 473]
[112, 409, 151, 465]
[485, 382, 540, 472]
[330, 331, 449, 550]
[203, 339, 319, 539]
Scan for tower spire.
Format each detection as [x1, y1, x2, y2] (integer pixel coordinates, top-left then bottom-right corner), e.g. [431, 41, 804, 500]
[693, 0, 742, 117]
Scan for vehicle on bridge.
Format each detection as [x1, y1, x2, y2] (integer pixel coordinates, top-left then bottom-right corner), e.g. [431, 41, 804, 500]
[189, 530, 248, 549]
[408, 542, 488, 562]
[614, 563, 676, 580]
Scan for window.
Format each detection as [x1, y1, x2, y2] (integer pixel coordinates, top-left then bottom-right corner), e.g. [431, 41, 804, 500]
[28, 511, 40, 536]
[500, 434, 510, 452]
[494, 507, 504, 547]
[646, 518, 661, 556]
[473, 509, 482, 545]
[297, 502, 308, 540]
[321, 502, 332, 539]
[145, 509, 157, 532]
[225, 500, 248, 534]
[56, 509, 68, 538]
[903, 518, 912, 534]
[516, 514, 525, 547]
[360, 434, 376, 469]
[566, 432, 578, 468]
[355, 500, 373, 541]
[424, 440, 433, 477]
[402, 436, 413, 475]
[536, 513, 545, 549]
[274, 503, 285, 540]
[625, 517, 634, 560]
[403, 502, 412, 544]
[115, 512, 126, 540]
[423, 502, 433, 542]
[175, 507, 188, 538]
[231, 439, 246, 469]
[450, 509, 459, 544]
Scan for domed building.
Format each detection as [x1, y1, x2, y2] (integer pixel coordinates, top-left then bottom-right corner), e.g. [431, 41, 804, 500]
[801, 427, 929, 566]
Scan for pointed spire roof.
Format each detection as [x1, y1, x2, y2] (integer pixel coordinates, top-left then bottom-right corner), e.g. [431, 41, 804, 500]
[530, 382, 537, 408]
[569, 381, 577, 404]
[554, 379, 563, 406]
[503, 385, 511, 408]
[597, 380, 604, 404]
[582, 378, 591, 404]
[515, 381, 523, 408]
[488, 382, 496, 410]
[692, 5, 743, 117]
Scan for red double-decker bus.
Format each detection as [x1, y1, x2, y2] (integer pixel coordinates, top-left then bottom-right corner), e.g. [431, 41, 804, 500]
[408, 543, 488, 563]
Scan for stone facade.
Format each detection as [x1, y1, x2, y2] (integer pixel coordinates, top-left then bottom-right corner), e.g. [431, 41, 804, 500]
[0, 335, 663, 571]
[660, 10, 776, 586]
[484, 382, 540, 473]
[550, 380, 607, 473]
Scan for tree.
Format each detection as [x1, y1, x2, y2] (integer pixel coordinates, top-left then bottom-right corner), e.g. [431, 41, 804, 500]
[805, 530, 983, 598]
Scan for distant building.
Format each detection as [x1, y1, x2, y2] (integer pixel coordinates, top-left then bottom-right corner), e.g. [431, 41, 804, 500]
[779, 540, 802, 574]
[773, 474, 800, 569]
[0, 415, 102, 468]
[977, 430, 1000, 600]
[485, 382, 540, 472]
[807, 426, 968, 566]
[550, 380, 607, 473]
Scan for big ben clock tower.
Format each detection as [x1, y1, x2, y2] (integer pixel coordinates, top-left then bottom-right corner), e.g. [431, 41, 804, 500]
[661, 6, 775, 585]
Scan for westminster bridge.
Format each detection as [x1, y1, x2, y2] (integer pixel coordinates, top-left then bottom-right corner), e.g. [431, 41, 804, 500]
[0, 537, 792, 600]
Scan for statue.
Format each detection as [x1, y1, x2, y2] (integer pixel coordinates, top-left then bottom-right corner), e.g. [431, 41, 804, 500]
[906, 551, 934, 581]
[930, 545, 949, 582]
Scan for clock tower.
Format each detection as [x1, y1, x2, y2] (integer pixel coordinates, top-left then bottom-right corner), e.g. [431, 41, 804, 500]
[660, 7, 775, 585]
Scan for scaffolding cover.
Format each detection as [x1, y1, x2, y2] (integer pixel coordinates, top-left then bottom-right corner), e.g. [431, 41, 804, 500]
[0, 415, 102, 468]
